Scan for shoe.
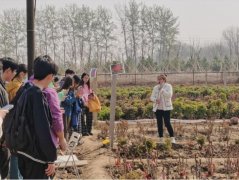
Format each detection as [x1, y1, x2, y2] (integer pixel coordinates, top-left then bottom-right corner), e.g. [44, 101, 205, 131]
[89, 132, 93, 135]
[83, 133, 89, 136]
[171, 137, 176, 144]
[159, 137, 164, 143]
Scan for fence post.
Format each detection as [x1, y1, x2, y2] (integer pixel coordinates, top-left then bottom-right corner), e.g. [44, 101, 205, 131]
[193, 70, 195, 85]
[223, 71, 227, 86]
[135, 72, 137, 85]
[205, 70, 208, 85]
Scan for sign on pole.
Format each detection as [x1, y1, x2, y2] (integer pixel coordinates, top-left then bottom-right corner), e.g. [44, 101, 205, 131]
[90, 68, 97, 79]
[109, 62, 124, 149]
[110, 63, 125, 75]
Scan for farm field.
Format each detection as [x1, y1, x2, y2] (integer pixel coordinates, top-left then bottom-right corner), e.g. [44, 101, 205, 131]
[56, 119, 239, 179]
[56, 85, 239, 179]
[97, 85, 239, 120]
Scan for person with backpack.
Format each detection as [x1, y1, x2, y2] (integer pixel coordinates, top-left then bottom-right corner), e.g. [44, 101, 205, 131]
[0, 57, 18, 179]
[59, 69, 75, 89]
[5, 64, 27, 180]
[13, 55, 58, 179]
[71, 75, 84, 133]
[58, 76, 76, 139]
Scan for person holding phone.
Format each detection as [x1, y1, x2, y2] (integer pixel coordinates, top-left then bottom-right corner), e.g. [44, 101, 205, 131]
[150, 74, 176, 144]
[5, 64, 27, 179]
[0, 57, 18, 179]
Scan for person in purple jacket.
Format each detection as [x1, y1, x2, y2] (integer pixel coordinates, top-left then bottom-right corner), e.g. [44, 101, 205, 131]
[43, 87, 67, 151]
[28, 76, 67, 151]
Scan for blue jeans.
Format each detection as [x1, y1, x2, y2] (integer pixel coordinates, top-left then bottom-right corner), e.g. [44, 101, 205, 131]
[10, 155, 22, 179]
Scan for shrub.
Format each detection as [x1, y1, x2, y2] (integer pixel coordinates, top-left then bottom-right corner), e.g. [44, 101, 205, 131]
[207, 100, 226, 118]
[195, 103, 207, 119]
[115, 106, 124, 120]
[122, 105, 138, 120]
[143, 103, 154, 118]
[98, 106, 110, 120]
[97, 85, 239, 120]
[172, 98, 184, 119]
[197, 136, 205, 150]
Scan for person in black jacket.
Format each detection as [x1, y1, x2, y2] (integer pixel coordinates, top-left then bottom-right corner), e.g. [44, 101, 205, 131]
[17, 55, 58, 179]
[0, 57, 18, 179]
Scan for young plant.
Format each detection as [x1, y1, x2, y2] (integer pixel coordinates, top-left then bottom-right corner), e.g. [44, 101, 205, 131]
[196, 136, 205, 150]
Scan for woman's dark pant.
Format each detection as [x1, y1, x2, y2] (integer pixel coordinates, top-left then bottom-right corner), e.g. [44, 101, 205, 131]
[81, 107, 93, 134]
[155, 110, 174, 137]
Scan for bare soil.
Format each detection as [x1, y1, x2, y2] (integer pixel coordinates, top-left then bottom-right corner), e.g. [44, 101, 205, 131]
[56, 119, 239, 179]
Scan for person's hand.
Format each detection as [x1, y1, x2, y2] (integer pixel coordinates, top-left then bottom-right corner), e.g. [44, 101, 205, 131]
[45, 163, 55, 176]
[59, 138, 67, 152]
[0, 109, 8, 119]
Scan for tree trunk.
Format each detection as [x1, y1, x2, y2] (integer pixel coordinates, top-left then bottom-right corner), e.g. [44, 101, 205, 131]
[122, 24, 128, 60]
[88, 43, 92, 64]
[105, 39, 108, 63]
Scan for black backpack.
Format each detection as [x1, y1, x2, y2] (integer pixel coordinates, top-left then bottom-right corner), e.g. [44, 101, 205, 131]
[1, 82, 32, 153]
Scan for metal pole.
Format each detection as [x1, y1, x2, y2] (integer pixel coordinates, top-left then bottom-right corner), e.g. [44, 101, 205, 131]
[26, 0, 35, 78]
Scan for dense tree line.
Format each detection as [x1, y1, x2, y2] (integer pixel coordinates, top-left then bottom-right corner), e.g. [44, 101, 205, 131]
[0, 1, 238, 73]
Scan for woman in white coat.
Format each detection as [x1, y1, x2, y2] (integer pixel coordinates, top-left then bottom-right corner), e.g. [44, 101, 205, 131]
[150, 74, 175, 143]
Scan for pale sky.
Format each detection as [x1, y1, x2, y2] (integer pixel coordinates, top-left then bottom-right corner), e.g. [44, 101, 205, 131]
[1, 0, 239, 44]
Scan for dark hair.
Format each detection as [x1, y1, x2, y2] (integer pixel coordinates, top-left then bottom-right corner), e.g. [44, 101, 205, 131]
[34, 55, 58, 80]
[61, 76, 73, 90]
[0, 57, 18, 72]
[73, 75, 81, 86]
[65, 69, 75, 76]
[53, 76, 59, 83]
[13, 64, 27, 80]
[81, 72, 90, 89]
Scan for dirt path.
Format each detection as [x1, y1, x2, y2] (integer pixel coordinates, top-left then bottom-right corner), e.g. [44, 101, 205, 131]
[78, 130, 113, 179]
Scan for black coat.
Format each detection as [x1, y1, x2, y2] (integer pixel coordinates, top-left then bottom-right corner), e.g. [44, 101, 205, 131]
[0, 76, 10, 179]
[17, 85, 57, 163]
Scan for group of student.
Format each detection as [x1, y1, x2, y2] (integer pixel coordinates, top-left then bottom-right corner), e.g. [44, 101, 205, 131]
[56, 69, 94, 137]
[0, 55, 96, 179]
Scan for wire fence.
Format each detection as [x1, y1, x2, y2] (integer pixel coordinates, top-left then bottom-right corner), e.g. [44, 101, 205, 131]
[96, 71, 239, 86]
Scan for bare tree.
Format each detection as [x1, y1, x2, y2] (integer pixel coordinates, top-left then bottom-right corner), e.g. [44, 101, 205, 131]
[44, 6, 60, 62]
[223, 27, 234, 69]
[64, 4, 79, 66]
[96, 6, 116, 64]
[0, 12, 13, 57]
[0, 9, 25, 61]
[125, 0, 140, 71]
[115, 5, 129, 60]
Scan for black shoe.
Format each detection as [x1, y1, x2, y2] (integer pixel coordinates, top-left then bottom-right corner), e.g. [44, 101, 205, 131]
[89, 132, 93, 136]
[83, 133, 89, 136]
